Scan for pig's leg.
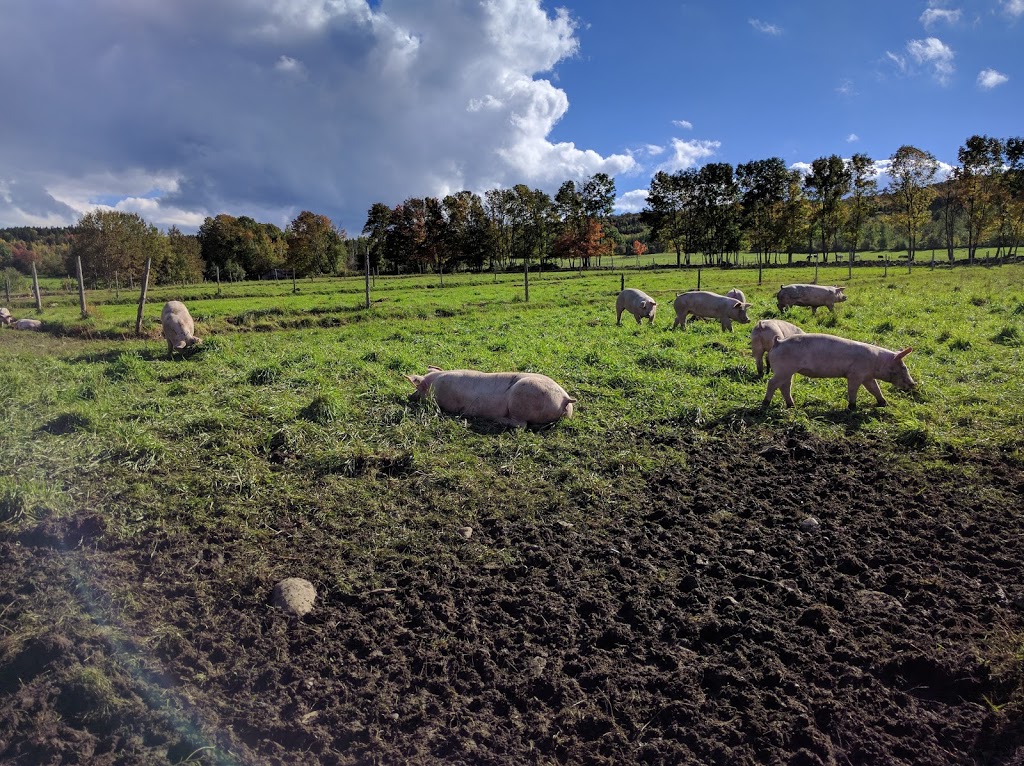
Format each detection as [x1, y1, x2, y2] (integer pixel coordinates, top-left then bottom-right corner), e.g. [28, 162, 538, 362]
[616, 308, 624, 326]
[863, 378, 888, 407]
[847, 379, 861, 410]
[780, 377, 795, 407]
[762, 374, 785, 407]
[635, 314, 642, 325]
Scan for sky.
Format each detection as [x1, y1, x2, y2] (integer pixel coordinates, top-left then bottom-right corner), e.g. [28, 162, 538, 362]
[1, 0, 1021, 235]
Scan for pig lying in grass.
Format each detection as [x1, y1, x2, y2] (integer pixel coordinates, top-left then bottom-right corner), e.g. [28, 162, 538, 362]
[750, 319, 805, 378]
[13, 318, 42, 330]
[161, 300, 202, 357]
[672, 291, 751, 332]
[406, 367, 576, 428]
[776, 284, 847, 314]
[616, 288, 657, 325]
[762, 333, 915, 410]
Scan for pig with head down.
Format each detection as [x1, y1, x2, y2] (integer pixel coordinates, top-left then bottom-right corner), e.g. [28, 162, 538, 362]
[672, 290, 751, 332]
[406, 367, 576, 428]
[762, 333, 915, 410]
[750, 319, 805, 378]
[776, 284, 847, 315]
[0, 308, 12, 326]
[161, 300, 202, 358]
[616, 288, 657, 325]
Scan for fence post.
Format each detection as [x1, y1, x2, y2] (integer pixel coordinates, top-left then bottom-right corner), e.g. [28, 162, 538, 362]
[620, 273, 624, 292]
[135, 256, 152, 336]
[292, 269, 298, 293]
[524, 258, 529, 302]
[4, 276, 9, 305]
[697, 267, 701, 291]
[115, 271, 120, 299]
[31, 263, 42, 311]
[75, 257, 87, 318]
[364, 249, 371, 309]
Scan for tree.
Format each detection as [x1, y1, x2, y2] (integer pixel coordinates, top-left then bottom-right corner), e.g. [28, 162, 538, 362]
[643, 169, 697, 267]
[779, 169, 811, 264]
[69, 210, 163, 287]
[936, 178, 962, 262]
[693, 163, 740, 264]
[843, 153, 878, 266]
[286, 211, 345, 276]
[631, 239, 647, 267]
[553, 174, 615, 268]
[197, 214, 284, 280]
[803, 155, 852, 262]
[736, 157, 788, 263]
[954, 135, 1004, 263]
[362, 203, 393, 273]
[159, 227, 205, 285]
[996, 136, 1024, 258]
[888, 145, 939, 263]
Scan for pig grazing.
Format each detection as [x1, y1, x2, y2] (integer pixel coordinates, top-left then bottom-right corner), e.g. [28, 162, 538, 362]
[672, 290, 751, 332]
[750, 319, 805, 378]
[726, 288, 746, 304]
[12, 318, 41, 330]
[762, 333, 915, 410]
[406, 367, 576, 428]
[776, 284, 847, 315]
[616, 288, 657, 325]
[0, 308, 12, 325]
[161, 300, 202, 357]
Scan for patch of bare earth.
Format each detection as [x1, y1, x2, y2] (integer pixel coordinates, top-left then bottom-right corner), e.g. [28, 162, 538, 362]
[1, 433, 1023, 765]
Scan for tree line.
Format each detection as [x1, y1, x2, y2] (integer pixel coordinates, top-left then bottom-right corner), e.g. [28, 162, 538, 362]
[2, 133, 1021, 287]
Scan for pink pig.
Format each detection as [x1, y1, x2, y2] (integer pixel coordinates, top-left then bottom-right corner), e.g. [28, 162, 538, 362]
[762, 333, 915, 410]
[406, 367, 576, 428]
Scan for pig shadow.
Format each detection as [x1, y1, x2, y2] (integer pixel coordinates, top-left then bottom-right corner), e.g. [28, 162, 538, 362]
[709, 404, 885, 436]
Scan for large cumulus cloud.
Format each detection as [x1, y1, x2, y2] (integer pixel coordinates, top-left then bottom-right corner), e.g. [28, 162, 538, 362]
[0, 0, 635, 231]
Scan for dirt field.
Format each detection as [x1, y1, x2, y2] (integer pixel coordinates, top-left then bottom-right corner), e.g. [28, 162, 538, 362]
[1, 431, 1023, 765]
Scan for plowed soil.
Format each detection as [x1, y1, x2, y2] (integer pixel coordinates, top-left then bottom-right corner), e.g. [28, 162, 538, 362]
[2, 432, 1023, 765]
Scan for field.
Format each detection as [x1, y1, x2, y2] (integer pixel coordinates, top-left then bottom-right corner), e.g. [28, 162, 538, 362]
[2, 259, 1023, 765]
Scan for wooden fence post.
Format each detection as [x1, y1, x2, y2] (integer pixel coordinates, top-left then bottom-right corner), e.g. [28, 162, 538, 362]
[620, 273, 625, 292]
[31, 263, 42, 311]
[524, 258, 529, 303]
[75, 257, 87, 318]
[135, 256, 152, 336]
[364, 249, 371, 309]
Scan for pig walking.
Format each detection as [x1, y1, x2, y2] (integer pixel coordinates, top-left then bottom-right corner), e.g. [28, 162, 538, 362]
[776, 284, 847, 315]
[762, 333, 915, 410]
[406, 367, 576, 428]
[616, 288, 657, 325]
[672, 291, 751, 332]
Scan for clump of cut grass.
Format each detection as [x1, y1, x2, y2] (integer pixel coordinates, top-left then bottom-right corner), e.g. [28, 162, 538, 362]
[948, 337, 972, 351]
[301, 393, 343, 424]
[248, 365, 282, 385]
[993, 326, 1021, 346]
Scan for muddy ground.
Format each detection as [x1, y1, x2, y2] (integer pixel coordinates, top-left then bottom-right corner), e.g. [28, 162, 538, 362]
[1, 431, 1023, 765]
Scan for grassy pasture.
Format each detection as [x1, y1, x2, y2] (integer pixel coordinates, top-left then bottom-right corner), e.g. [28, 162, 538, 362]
[2, 260, 1022, 539]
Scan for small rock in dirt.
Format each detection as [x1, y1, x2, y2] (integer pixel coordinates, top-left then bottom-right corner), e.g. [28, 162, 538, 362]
[556, 520, 574, 529]
[459, 526, 473, 539]
[272, 577, 317, 618]
[799, 516, 820, 533]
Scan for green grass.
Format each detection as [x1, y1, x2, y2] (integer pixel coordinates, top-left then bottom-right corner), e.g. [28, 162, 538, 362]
[2, 261, 1022, 545]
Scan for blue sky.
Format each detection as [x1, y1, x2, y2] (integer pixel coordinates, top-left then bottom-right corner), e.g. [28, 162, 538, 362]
[0, 1, 1020, 234]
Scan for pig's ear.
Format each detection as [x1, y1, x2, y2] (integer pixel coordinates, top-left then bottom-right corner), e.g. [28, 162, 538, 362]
[894, 347, 913, 360]
[406, 374, 423, 388]
[427, 365, 443, 372]
[651, 300, 657, 306]
[741, 302, 752, 309]
[639, 300, 648, 310]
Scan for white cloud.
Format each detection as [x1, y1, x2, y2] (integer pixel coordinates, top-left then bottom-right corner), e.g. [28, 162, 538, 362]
[977, 68, 1009, 89]
[847, 133, 860, 143]
[660, 138, 720, 172]
[0, 0, 636, 232]
[614, 189, 649, 214]
[836, 79, 857, 96]
[906, 37, 956, 84]
[1004, 0, 1024, 16]
[749, 18, 782, 35]
[672, 119, 693, 130]
[643, 144, 665, 156]
[920, 8, 961, 27]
